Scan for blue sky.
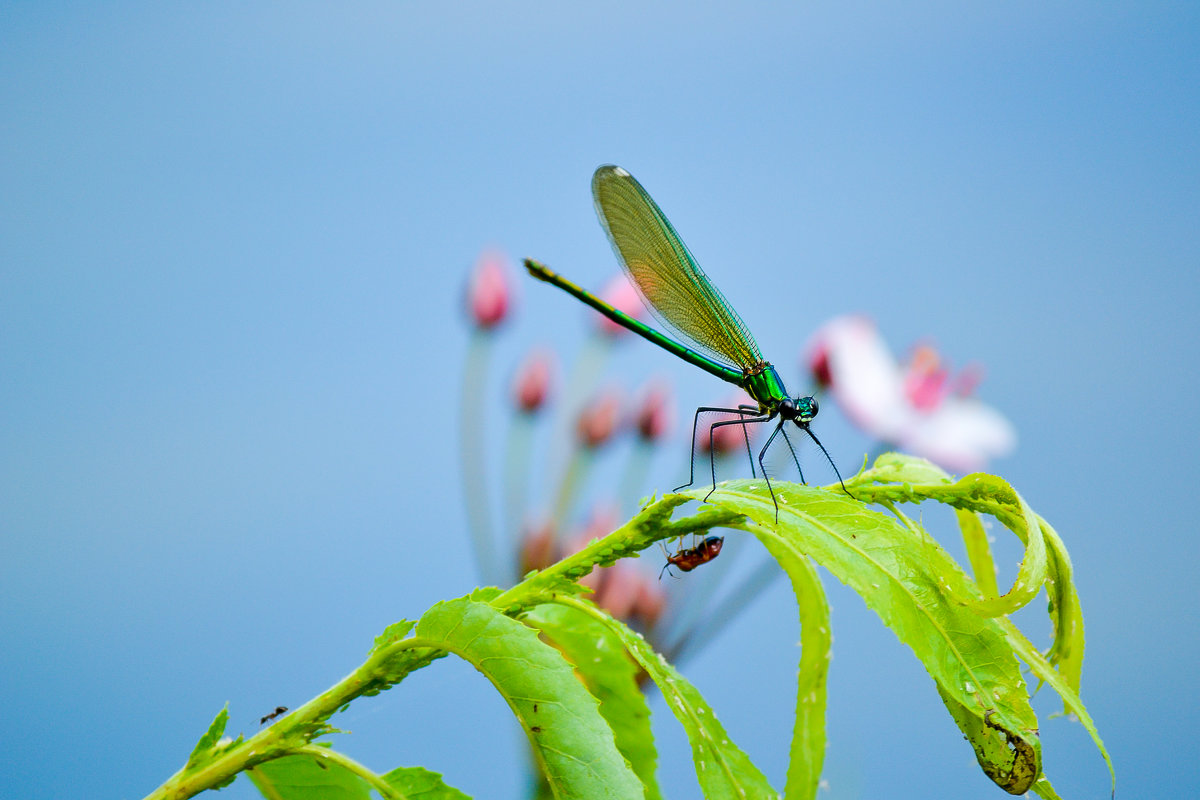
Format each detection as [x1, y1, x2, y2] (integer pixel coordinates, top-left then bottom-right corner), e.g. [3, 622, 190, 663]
[2, 3, 1198, 798]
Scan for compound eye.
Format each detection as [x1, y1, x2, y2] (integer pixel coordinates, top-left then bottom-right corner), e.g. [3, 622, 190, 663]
[796, 396, 818, 422]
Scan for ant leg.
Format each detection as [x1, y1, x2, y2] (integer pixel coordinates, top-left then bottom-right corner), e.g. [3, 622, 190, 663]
[658, 540, 674, 580]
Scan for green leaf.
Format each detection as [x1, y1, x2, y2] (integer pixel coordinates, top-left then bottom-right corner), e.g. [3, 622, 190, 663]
[752, 535, 830, 800]
[956, 508, 1000, 598]
[554, 596, 776, 799]
[954, 474, 1048, 619]
[1029, 774, 1065, 800]
[856, 456, 1085, 692]
[845, 456, 1112, 794]
[524, 603, 661, 800]
[381, 766, 471, 799]
[862, 452, 953, 485]
[856, 459, 1049, 619]
[996, 616, 1115, 792]
[697, 480, 1042, 795]
[185, 705, 229, 769]
[248, 753, 372, 800]
[938, 688, 1039, 793]
[371, 620, 416, 654]
[184, 703, 242, 783]
[415, 596, 642, 800]
[1037, 515, 1085, 698]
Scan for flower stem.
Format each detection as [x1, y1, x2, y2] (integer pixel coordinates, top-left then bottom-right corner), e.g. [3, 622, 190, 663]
[460, 330, 499, 584]
[617, 439, 654, 517]
[550, 445, 591, 533]
[502, 412, 535, 578]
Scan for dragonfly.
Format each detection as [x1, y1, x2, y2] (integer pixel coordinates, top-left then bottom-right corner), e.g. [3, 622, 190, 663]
[524, 165, 850, 519]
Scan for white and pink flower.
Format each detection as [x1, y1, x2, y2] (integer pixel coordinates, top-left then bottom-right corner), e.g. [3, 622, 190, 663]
[807, 315, 1015, 473]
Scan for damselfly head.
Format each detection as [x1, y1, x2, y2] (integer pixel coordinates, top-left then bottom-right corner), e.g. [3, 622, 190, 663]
[794, 395, 818, 424]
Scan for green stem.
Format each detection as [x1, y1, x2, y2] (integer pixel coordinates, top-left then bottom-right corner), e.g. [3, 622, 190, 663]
[494, 498, 741, 612]
[550, 445, 591, 533]
[547, 336, 610, 500]
[142, 641, 444, 800]
[143, 496, 742, 800]
[460, 330, 499, 584]
[502, 413, 535, 578]
[617, 439, 653, 517]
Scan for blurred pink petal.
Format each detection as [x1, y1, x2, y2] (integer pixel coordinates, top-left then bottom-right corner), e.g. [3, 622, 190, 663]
[902, 344, 950, 411]
[808, 316, 910, 441]
[807, 315, 1015, 472]
[902, 397, 1016, 473]
[952, 362, 985, 398]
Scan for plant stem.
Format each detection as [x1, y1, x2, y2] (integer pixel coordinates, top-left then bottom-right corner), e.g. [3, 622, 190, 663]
[143, 495, 741, 800]
[502, 412, 535, 578]
[549, 445, 591, 533]
[460, 330, 499, 584]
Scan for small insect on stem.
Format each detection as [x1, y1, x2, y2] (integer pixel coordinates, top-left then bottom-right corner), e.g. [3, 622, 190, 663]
[259, 706, 288, 725]
[660, 536, 725, 580]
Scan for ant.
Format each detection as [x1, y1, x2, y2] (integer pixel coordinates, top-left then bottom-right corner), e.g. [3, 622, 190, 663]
[259, 706, 288, 725]
[659, 535, 724, 579]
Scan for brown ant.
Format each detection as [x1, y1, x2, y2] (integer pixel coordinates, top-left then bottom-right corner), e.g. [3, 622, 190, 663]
[659, 536, 724, 579]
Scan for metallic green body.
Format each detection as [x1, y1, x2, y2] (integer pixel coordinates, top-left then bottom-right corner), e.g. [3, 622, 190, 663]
[524, 259, 794, 413]
[741, 364, 791, 413]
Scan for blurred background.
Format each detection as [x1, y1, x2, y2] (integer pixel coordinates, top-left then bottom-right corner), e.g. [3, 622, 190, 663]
[3, 2, 1197, 798]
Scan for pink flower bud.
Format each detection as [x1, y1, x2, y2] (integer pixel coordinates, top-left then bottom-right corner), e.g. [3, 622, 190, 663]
[465, 250, 512, 329]
[512, 349, 554, 413]
[576, 389, 623, 448]
[595, 275, 645, 336]
[634, 382, 673, 442]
